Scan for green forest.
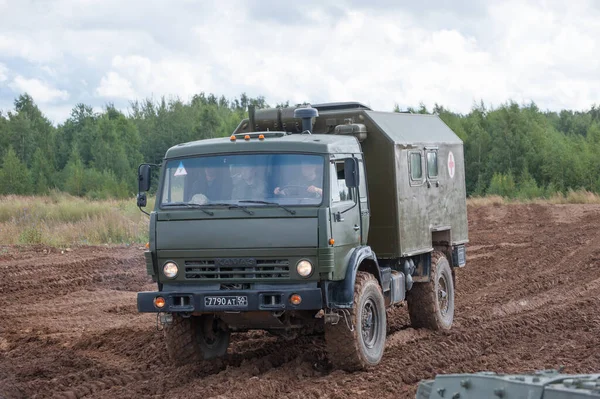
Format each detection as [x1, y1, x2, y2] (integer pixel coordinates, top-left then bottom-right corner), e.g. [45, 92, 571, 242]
[1, 93, 599, 199]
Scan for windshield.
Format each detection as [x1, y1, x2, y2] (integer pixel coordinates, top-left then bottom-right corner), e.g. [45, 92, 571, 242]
[160, 153, 325, 207]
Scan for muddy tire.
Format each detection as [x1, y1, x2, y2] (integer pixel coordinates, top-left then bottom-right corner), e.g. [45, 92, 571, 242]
[324, 272, 387, 371]
[407, 251, 454, 330]
[163, 314, 230, 366]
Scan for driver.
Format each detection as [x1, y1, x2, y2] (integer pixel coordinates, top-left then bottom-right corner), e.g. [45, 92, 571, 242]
[274, 160, 323, 197]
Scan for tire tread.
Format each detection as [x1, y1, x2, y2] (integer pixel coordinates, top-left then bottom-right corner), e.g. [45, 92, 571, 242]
[163, 315, 203, 366]
[407, 251, 453, 330]
[325, 272, 384, 371]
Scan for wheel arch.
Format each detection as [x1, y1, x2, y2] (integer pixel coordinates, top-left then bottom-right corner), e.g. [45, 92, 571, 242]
[432, 228, 453, 262]
[324, 246, 382, 309]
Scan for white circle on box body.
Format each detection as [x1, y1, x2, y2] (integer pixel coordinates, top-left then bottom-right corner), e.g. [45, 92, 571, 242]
[448, 151, 455, 179]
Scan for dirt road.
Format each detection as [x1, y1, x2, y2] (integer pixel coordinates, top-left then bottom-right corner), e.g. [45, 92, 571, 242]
[1, 203, 600, 398]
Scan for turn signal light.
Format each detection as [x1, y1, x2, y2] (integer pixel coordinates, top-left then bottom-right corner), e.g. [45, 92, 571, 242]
[230, 135, 236, 141]
[329, 238, 335, 245]
[154, 296, 166, 309]
[244, 134, 251, 141]
[290, 294, 302, 305]
[145, 242, 150, 249]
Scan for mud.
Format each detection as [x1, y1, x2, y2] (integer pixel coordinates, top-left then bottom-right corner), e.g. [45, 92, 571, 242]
[1, 203, 600, 398]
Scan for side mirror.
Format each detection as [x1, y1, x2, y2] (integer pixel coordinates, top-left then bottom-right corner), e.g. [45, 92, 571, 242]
[344, 158, 359, 188]
[138, 164, 151, 193]
[137, 192, 147, 207]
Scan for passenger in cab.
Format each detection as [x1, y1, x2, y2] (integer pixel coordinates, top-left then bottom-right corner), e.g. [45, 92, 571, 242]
[191, 165, 232, 202]
[232, 165, 267, 200]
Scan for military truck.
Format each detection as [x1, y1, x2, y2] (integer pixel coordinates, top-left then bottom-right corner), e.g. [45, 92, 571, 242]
[136, 102, 468, 370]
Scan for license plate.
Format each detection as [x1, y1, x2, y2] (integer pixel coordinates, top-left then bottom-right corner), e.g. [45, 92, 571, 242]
[204, 295, 248, 308]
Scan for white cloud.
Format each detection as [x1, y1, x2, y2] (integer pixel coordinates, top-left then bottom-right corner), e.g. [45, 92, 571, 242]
[96, 71, 137, 99]
[40, 65, 58, 78]
[9, 76, 69, 102]
[43, 104, 76, 125]
[1, 0, 600, 122]
[0, 63, 7, 82]
[189, 7, 503, 112]
[93, 55, 213, 102]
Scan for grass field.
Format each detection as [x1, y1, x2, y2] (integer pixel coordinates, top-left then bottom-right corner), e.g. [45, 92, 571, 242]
[0, 192, 155, 246]
[467, 189, 600, 207]
[1, 189, 599, 246]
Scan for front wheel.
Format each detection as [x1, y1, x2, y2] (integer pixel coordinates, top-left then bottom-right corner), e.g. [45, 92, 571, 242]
[407, 251, 455, 330]
[164, 314, 230, 366]
[325, 272, 387, 371]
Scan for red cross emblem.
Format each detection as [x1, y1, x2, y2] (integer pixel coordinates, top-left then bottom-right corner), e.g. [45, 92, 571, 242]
[448, 151, 455, 179]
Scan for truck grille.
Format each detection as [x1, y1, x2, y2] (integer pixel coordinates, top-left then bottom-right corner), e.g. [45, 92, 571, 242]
[184, 258, 290, 280]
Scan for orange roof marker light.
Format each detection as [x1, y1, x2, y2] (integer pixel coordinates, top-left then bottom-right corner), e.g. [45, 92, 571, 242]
[230, 135, 236, 142]
[258, 134, 265, 140]
[329, 238, 335, 246]
[244, 134, 251, 141]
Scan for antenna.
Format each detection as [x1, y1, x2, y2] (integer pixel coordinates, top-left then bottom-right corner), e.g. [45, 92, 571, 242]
[294, 106, 319, 134]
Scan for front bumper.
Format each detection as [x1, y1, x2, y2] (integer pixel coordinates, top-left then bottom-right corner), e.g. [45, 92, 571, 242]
[137, 286, 323, 313]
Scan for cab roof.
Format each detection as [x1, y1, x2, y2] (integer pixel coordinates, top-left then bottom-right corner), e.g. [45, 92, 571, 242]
[164, 132, 360, 159]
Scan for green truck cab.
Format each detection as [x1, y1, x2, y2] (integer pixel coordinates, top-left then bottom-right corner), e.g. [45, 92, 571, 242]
[136, 102, 468, 370]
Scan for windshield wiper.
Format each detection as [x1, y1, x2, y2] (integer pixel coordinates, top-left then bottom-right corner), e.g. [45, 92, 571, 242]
[238, 200, 296, 215]
[206, 202, 255, 215]
[161, 202, 214, 216]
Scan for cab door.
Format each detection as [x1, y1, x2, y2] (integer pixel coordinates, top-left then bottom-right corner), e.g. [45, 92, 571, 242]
[329, 158, 361, 269]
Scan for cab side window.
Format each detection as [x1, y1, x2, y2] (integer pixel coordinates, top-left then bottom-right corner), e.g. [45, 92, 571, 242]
[330, 161, 353, 202]
[358, 159, 367, 200]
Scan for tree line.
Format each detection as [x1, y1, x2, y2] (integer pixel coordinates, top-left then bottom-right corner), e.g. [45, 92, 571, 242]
[0, 93, 267, 198]
[0, 93, 599, 199]
[417, 102, 600, 198]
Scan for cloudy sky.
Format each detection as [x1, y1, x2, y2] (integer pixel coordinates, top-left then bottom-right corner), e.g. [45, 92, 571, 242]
[0, 0, 598, 124]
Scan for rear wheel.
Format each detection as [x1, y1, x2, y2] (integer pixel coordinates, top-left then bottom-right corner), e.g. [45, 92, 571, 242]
[407, 251, 454, 330]
[164, 314, 230, 366]
[325, 272, 387, 371]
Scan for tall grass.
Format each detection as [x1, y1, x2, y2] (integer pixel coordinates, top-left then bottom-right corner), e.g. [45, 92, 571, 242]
[0, 191, 154, 246]
[467, 189, 600, 207]
[2, 190, 599, 246]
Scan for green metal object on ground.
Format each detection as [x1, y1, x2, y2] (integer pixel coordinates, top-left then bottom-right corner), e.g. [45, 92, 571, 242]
[416, 370, 600, 398]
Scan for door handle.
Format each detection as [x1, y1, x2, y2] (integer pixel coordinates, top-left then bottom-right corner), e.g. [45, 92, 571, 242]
[353, 225, 360, 231]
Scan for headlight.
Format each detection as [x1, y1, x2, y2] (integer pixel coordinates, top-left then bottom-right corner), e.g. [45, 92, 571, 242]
[163, 261, 178, 279]
[296, 260, 313, 277]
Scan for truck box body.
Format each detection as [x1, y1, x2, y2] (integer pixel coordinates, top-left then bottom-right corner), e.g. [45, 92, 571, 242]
[361, 111, 468, 258]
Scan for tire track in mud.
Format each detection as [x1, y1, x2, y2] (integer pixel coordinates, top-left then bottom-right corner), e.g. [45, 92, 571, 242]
[315, 296, 600, 399]
[0, 250, 146, 304]
[64, 332, 327, 399]
[2, 204, 600, 399]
